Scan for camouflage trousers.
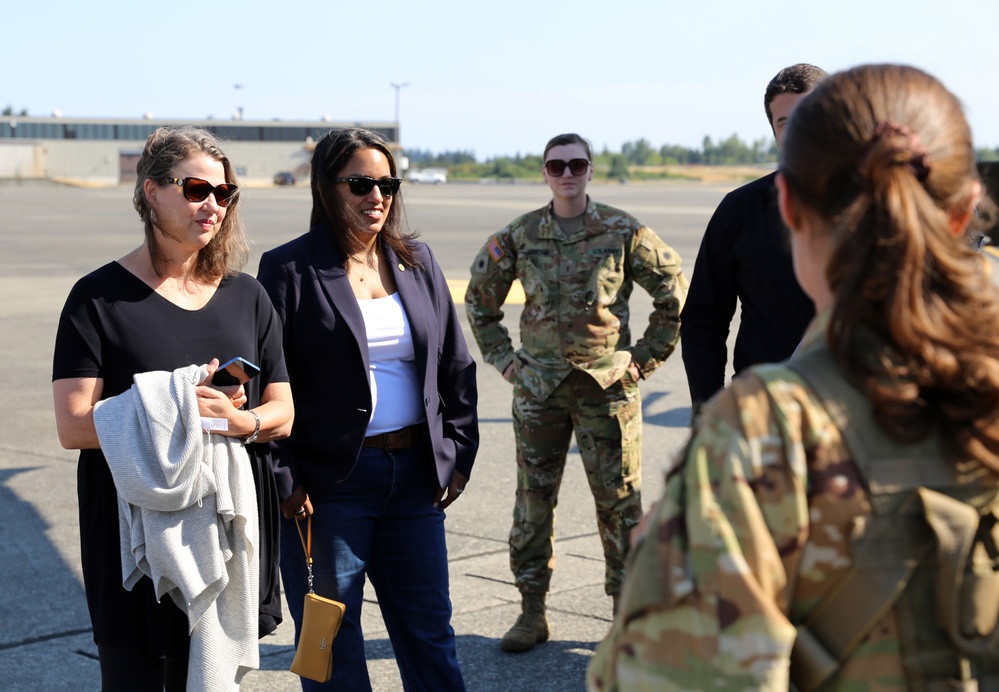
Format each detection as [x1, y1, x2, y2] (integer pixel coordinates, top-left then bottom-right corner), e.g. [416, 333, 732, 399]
[510, 368, 643, 597]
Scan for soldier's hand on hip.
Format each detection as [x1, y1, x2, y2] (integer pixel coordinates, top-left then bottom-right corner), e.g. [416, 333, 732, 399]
[627, 362, 641, 382]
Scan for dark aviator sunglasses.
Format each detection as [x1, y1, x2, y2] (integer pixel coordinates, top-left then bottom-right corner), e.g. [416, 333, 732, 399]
[334, 176, 402, 197]
[544, 158, 590, 177]
[165, 177, 238, 207]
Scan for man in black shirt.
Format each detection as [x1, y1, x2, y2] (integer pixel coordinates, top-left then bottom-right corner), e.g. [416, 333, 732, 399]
[680, 63, 827, 422]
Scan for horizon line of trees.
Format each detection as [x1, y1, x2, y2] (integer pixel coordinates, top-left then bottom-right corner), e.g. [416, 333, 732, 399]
[407, 136, 999, 180]
[406, 134, 780, 170]
[406, 135, 786, 181]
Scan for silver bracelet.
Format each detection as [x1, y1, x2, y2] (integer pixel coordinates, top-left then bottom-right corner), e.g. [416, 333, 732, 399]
[244, 410, 260, 445]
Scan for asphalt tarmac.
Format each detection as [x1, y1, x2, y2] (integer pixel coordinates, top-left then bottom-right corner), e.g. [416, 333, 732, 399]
[0, 178, 742, 691]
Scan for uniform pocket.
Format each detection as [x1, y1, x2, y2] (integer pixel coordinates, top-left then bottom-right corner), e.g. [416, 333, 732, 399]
[518, 258, 550, 302]
[583, 250, 625, 307]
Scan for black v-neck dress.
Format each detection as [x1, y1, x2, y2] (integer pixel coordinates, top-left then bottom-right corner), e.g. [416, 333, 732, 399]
[53, 262, 288, 654]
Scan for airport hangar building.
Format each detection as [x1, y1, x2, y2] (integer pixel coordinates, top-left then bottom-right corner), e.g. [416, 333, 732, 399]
[0, 115, 399, 186]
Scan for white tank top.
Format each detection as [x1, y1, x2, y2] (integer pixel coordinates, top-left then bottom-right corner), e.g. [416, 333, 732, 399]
[356, 293, 425, 435]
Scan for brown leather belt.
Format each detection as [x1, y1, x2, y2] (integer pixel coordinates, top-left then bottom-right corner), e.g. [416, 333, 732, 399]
[362, 424, 423, 450]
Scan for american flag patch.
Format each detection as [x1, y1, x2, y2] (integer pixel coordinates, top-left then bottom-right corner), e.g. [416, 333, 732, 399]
[488, 238, 505, 262]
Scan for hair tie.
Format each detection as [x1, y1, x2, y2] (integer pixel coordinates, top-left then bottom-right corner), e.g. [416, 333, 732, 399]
[867, 120, 931, 182]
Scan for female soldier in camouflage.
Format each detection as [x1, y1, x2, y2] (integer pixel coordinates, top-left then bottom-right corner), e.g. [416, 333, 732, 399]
[589, 64, 999, 690]
[466, 133, 687, 653]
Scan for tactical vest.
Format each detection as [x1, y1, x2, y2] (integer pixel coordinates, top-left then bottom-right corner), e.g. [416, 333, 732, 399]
[782, 343, 999, 692]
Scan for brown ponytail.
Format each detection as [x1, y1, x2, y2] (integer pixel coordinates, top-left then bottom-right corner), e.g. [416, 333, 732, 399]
[781, 64, 999, 470]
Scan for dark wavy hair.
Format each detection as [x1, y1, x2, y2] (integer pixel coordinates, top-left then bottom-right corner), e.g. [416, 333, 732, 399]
[310, 127, 420, 268]
[133, 126, 248, 279]
[781, 63, 999, 469]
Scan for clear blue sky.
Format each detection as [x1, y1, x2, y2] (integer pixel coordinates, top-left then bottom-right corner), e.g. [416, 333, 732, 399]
[7, 0, 998, 160]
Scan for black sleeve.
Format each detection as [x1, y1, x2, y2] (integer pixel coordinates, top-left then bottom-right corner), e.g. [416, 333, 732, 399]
[256, 250, 301, 501]
[251, 278, 290, 391]
[53, 274, 105, 381]
[680, 192, 741, 407]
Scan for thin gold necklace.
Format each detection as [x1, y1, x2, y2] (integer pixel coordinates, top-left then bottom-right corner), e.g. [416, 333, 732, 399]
[351, 254, 375, 282]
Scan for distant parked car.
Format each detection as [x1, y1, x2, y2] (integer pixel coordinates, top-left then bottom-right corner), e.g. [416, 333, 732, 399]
[273, 171, 296, 186]
[407, 168, 447, 184]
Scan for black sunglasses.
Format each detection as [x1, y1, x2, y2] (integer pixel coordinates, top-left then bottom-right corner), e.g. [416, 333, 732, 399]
[544, 158, 590, 177]
[334, 176, 402, 197]
[165, 177, 238, 207]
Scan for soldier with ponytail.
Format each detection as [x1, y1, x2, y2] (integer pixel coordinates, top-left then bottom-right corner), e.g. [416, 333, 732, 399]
[590, 64, 999, 691]
[779, 65, 999, 467]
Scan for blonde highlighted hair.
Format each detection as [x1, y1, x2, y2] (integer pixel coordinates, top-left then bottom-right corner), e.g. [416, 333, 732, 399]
[133, 126, 249, 279]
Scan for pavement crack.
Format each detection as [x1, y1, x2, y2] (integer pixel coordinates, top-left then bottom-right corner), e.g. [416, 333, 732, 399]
[564, 552, 603, 562]
[445, 529, 506, 542]
[450, 547, 511, 563]
[466, 572, 514, 586]
[0, 627, 93, 651]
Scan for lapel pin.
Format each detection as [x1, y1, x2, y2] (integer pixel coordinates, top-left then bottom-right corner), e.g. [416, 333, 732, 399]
[398, 263, 405, 271]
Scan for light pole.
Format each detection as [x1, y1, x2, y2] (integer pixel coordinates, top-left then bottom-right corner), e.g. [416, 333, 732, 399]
[234, 83, 244, 120]
[390, 81, 410, 145]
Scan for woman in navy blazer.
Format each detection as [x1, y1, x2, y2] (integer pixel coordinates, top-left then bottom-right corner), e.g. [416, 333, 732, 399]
[257, 128, 477, 691]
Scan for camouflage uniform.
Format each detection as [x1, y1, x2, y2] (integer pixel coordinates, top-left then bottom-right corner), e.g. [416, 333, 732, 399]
[465, 197, 687, 597]
[985, 245, 999, 286]
[587, 314, 993, 690]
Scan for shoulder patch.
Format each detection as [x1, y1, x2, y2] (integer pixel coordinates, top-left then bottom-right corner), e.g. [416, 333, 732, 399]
[488, 237, 505, 262]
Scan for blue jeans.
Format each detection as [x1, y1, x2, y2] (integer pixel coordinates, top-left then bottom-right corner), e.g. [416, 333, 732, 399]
[281, 444, 465, 691]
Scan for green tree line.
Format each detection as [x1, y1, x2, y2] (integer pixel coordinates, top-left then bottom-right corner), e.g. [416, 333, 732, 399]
[408, 137, 999, 181]
[407, 134, 781, 181]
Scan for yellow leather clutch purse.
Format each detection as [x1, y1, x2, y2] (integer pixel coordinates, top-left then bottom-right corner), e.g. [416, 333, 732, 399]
[289, 515, 346, 683]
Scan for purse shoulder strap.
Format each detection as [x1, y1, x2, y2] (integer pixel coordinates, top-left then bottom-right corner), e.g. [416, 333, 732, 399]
[294, 515, 316, 594]
[295, 515, 312, 559]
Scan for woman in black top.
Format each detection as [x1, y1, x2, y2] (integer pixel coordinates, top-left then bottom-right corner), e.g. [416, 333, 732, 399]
[52, 127, 294, 691]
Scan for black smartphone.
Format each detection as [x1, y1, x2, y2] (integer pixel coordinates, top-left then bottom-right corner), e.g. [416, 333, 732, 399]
[212, 356, 261, 387]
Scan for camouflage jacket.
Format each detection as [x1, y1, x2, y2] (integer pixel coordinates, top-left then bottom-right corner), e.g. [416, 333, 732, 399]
[986, 246, 999, 288]
[588, 315, 913, 690]
[465, 197, 687, 400]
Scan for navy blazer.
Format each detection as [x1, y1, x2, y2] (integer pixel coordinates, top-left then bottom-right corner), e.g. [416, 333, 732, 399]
[257, 223, 478, 501]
